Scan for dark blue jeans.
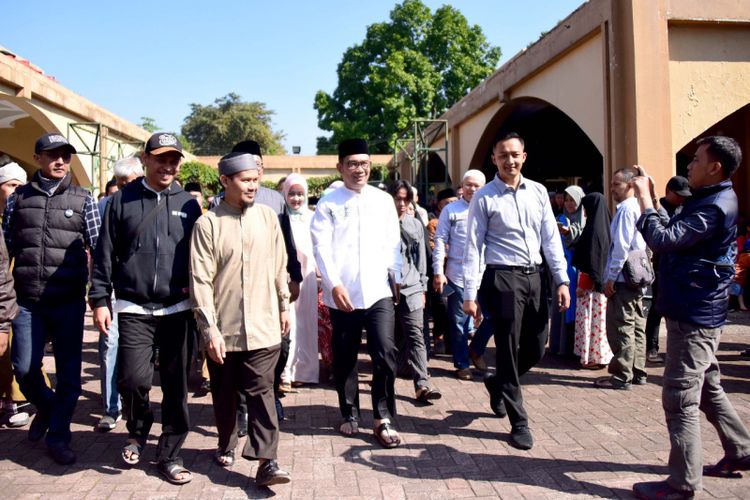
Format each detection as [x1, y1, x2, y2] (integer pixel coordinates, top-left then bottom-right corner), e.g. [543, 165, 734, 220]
[11, 299, 86, 445]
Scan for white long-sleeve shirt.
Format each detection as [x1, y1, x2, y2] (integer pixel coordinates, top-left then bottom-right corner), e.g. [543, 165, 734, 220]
[606, 196, 646, 283]
[311, 184, 402, 310]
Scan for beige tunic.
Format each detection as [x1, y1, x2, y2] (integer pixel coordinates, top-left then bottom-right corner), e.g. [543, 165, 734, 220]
[190, 201, 290, 351]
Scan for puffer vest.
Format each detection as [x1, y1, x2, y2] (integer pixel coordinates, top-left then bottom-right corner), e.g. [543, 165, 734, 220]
[11, 172, 88, 303]
[657, 179, 737, 328]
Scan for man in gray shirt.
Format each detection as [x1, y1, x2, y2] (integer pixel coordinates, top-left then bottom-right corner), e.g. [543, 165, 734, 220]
[463, 132, 569, 451]
[389, 180, 441, 403]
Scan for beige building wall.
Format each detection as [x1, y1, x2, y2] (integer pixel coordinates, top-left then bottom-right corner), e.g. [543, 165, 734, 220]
[197, 154, 392, 183]
[668, 24, 750, 153]
[511, 32, 607, 155]
[456, 102, 501, 170]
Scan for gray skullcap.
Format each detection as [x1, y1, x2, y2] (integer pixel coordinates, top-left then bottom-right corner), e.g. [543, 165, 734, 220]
[218, 152, 258, 176]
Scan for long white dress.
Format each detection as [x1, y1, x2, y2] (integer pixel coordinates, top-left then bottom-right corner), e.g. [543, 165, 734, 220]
[283, 207, 320, 383]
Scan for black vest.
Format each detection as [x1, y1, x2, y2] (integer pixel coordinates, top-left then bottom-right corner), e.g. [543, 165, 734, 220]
[11, 172, 89, 303]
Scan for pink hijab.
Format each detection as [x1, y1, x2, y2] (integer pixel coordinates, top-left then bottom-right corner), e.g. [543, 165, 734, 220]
[282, 173, 308, 215]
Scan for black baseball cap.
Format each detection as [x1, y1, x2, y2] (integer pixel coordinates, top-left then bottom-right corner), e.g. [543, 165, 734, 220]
[666, 175, 691, 197]
[145, 132, 184, 156]
[34, 133, 76, 155]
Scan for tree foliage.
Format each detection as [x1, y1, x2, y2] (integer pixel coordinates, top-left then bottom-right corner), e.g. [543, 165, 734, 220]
[181, 93, 286, 156]
[139, 116, 159, 133]
[314, 0, 500, 154]
[177, 161, 221, 197]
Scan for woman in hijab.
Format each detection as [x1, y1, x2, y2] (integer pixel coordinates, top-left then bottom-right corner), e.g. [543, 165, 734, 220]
[281, 174, 320, 384]
[549, 185, 585, 356]
[572, 192, 614, 369]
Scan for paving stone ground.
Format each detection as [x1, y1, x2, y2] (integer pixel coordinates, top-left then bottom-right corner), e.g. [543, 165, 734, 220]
[1, 310, 750, 499]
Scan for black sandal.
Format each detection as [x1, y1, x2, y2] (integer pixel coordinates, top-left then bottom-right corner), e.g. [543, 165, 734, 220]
[213, 448, 235, 467]
[121, 439, 144, 466]
[703, 457, 747, 478]
[158, 461, 192, 485]
[374, 421, 401, 449]
[416, 387, 442, 403]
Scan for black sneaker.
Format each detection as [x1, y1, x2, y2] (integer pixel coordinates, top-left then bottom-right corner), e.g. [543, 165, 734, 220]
[28, 412, 49, 442]
[255, 459, 291, 487]
[48, 441, 76, 465]
[633, 376, 648, 386]
[633, 480, 694, 499]
[96, 413, 121, 432]
[510, 425, 534, 450]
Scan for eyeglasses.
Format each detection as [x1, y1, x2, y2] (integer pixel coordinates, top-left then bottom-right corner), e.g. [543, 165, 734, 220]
[41, 151, 73, 163]
[345, 160, 371, 170]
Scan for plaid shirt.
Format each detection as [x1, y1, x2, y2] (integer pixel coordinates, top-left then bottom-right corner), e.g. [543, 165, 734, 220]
[3, 185, 100, 255]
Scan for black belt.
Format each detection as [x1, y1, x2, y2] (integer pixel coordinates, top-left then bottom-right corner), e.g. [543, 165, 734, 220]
[486, 264, 541, 275]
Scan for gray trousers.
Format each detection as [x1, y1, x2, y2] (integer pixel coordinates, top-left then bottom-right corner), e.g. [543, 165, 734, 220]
[395, 299, 430, 391]
[663, 318, 750, 492]
[605, 283, 647, 384]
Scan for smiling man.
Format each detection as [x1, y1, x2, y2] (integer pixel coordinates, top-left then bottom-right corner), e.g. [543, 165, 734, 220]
[190, 152, 291, 486]
[463, 132, 569, 451]
[3, 133, 100, 465]
[311, 138, 403, 449]
[89, 132, 201, 484]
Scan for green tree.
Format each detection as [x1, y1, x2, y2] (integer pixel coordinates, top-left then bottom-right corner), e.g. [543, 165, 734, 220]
[139, 116, 159, 133]
[314, 0, 500, 154]
[181, 93, 286, 156]
[177, 161, 221, 197]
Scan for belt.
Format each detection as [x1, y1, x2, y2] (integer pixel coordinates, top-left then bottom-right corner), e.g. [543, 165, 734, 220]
[486, 264, 540, 275]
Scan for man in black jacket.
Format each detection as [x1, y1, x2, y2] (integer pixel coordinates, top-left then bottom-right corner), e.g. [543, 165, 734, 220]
[4, 133, 99, 465]
[632, 136, 750, 499]
[90, 133, 201, 485]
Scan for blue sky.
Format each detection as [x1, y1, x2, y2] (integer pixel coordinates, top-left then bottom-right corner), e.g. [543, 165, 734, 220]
[3, 0, 584, 155]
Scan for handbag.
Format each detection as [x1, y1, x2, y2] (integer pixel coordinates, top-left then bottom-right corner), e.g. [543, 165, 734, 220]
[622, 249, 655, 288]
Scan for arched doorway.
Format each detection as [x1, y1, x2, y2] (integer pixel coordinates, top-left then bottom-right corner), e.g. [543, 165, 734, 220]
[414, 152, 451, 208]
[470, 97, 603, 194]
[0, 95, 89, 185]
[674, 103, 750, 218]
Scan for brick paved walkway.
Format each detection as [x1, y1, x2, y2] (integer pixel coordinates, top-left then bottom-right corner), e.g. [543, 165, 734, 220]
[2, 311, 750, 499]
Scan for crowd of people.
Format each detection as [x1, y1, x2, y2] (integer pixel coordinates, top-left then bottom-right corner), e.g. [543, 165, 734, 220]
[0, 130, 747, 498]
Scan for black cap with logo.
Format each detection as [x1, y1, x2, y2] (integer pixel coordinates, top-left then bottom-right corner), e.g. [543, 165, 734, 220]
[34, 133, 76, 155]
[145, 133, 184, 157]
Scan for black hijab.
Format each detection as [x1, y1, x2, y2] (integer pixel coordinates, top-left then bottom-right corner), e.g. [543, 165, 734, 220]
[572, 192, 611, 291]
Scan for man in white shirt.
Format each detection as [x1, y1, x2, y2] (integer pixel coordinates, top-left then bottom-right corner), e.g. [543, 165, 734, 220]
[595, 167, 648, 390]
[311, 138, 403, 448]
[433, 170, 487, 379]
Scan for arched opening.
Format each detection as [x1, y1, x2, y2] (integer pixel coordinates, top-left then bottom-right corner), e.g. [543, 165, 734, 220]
[414, 152, 451, 207]
[0, 95, 89, 185]
[675, 103, 750, 218]
[470, 97, 604, 194]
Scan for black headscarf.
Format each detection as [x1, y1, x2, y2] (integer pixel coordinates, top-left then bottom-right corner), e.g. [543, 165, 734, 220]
[571, 192, 611, 291]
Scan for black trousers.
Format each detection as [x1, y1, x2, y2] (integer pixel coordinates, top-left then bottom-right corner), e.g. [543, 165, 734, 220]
[117, 311, 192, 464]
[644, 277, 661, 352]
[208, 346, 280, 460]
[329, 297, 396, 421]
[480, 268, 548, 427]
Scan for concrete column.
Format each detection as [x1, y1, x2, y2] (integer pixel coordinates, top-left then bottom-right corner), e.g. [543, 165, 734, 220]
[609, 0, 673, 194]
